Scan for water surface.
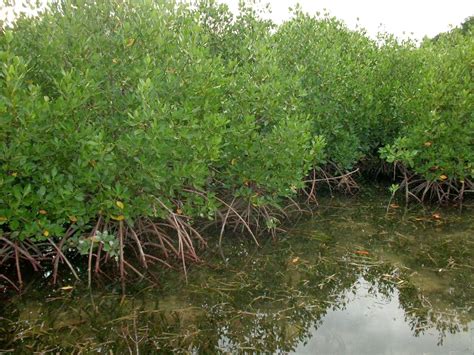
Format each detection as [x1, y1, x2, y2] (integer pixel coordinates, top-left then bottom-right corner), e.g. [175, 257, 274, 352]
[1, 189, 473, 354]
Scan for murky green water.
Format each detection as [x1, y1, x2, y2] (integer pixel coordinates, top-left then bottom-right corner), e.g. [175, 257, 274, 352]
[1, 189, 473, 354]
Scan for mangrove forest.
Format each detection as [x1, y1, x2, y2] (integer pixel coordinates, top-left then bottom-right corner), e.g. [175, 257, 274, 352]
[0, 0, 473, 353]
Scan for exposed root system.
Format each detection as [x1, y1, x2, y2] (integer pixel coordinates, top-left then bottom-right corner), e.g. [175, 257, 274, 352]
[395, 164, 473, 205]
[1, 165, 471, 292]
[302, 165, 360, 202]
[0, 202, 209, 291]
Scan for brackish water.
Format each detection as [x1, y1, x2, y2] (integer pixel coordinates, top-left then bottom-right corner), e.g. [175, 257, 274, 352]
[1, 189, 473, 354]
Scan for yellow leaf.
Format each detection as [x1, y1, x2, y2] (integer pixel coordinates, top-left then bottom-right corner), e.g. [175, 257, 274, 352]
[439, 174, 448, 181]
[126, 38, 135, 47]
[11, 172, 17, 177]
[111, 215, 125, 221]
[291, 257, 300, 264]
[60, 286, 74, 291]
[39, 209, 48, 215]
[43, 230, 49, 237]
[0, 216, 7, 222]
[176, 208, 183, 215]
[116, 201, 124, 209]
[231, 158, 237, 165]
[423, 141, 432, 147]
[69, 215, 78, 223]
[112, 58, 118, 64]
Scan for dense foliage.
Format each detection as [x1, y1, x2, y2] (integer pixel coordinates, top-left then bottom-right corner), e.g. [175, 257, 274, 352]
[380, 28, 474, 182]
[0, 0, 472, 284]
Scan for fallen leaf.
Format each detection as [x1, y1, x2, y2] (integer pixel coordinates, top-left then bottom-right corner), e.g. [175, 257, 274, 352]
[390, 203, 399, 208]
[116, 201, 124, 209]
[355, 250, 369, 256]
[69, 216, 78, 223]
[291, 257, 300, 264]
[176, 208, 183, 215]
[43, 230, 49, 237]
[0, 216, 7, 222]
[439, 174, 448, 181]
[39, 209, 48, 215]
[111, 215, 125, 221]
[60, 286, 74, 291]
[11, 172, 17, 177]
[126, 38, 135, 47]
[432, 213, 442, 220]
[423, 141, 432, 147]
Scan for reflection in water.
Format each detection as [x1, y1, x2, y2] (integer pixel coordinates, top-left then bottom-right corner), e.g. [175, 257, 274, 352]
[295, 278, 473, 355]
[0, 189, 473, 353]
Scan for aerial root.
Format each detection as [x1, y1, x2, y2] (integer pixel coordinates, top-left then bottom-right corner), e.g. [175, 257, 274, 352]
[0, 237, 42, 289]
[396, 165, 472, 205]
[0, 273, 20, 292]
[49, 229, 80, 284]
[302, 166, 360, 199]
